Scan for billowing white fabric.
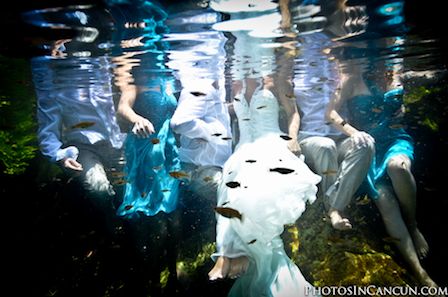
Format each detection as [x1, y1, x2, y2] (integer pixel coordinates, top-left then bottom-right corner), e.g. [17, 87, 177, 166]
[213, 88, 321, 297]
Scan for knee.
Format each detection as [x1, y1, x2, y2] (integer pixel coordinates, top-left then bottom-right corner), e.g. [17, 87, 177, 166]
[316, 138, 337, 155]
[354, 138, 375, 160]
[387, 155, 411, 177]
[84, 163, 115, 195]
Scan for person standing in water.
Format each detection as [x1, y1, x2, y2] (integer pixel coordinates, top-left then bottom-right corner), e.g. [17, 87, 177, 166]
[207, 1, 321, 296]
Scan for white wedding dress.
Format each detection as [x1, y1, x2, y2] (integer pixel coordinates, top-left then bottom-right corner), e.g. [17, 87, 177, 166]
[212, 87, 321, 297]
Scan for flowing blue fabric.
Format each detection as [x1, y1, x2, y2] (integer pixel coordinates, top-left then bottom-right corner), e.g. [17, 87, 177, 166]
[117, 88, 181, 218]
[347, 87, 414, 199]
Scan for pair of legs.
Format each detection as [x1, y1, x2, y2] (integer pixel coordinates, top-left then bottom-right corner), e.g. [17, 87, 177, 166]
[374, 154, 436, 286]
[72, 142, 124, 235]
[299, 135, 374, 230]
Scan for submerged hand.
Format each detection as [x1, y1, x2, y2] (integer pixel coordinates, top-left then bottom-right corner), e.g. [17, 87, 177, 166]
[351, 131, 375, 148]
[62, 157, 83, 171]
[131, 117, 155, 138]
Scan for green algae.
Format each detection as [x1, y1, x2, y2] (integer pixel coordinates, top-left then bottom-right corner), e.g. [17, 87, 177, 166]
[0, 55, 38, 175]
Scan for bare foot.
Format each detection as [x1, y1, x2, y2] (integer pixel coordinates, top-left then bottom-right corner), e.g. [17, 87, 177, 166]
[416, 269, 439, 289]
[328, 208, 352, 231]
[208, 256, 230, 281]
[410, 227, 429, 259]
[228, 256, 249, 279]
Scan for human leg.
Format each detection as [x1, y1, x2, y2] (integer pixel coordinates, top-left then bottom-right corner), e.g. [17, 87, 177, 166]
[299, 136, 352, 230]
[374, 185, 437, 287]
[299, 136, 338, 196]
[387, 155, 429, 258]
[77, 145, 115, 196]
[75, 144, 122, 237]
[325, 136, 374, 230]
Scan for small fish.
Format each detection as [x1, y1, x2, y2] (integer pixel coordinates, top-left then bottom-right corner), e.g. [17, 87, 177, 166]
[372, 107, 383, 113]
[247, 239, 257, 245]
[245, 160, 257, 163]
[71, 121, 95, 129]
[169, 171, 190, 179]
[140, 192, 146, 198]
[86, 250, 94, 258]
[322, 169, 337, 175]
[190, 91, 206, 97]
[110, 171, 125, 178]
[356, 195, 370, 206]
[242, 118, 251, 121]
[211, 133, 222, 137]
[389, 124, 405, 129]
[112, 179, 127, 185]
[124, 205, 134, 210]
[221, 137, 232, 141]
[161, 189, 170, 192]
[234, 97, 241, 102]
[226, 181, 241, 188]
[285, 94, 295, 99]
[152, 165, 162, 171]
[151, 138, 160, 144]
[214, 206, 242, 220]
[280, 135, 292, 140]
[256, 105, 267, 109]
[269, 167, 295, 174]
[203, 176, 214, 182]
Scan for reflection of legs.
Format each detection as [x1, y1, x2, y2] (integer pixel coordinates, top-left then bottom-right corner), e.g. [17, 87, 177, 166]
[387, 155, 428, 259]
[374, 185, 437, 287]
[326, 136, 374, 230]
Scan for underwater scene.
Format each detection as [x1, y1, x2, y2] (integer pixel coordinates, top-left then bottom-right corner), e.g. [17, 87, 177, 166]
[1, 0, 447, 296]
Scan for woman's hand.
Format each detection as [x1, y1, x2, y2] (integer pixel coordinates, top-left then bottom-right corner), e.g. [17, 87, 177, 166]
[131, 117, 155, 138]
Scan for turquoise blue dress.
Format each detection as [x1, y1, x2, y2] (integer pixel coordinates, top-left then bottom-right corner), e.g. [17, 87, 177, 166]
[347, 87, 414, 199]
[117, 82, 181, 218]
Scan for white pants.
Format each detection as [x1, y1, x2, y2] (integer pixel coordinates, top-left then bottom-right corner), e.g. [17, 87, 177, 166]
[299, 135, 374, 211]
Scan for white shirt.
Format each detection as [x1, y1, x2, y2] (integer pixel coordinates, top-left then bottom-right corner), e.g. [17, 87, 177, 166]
[294, 32, 343, 138]
[32, 56, 125, 162]
[170, 81, 232, 168]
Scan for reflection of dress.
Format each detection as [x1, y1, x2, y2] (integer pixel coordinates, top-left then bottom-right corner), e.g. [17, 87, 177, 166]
[347, 87, 414, 198]
[213, 88, 321, 297]
[117, 86, 181, 218]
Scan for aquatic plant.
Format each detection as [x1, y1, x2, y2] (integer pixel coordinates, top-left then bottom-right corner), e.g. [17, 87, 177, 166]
[283, 197, 416, 288]
[0, 55, 38, 175]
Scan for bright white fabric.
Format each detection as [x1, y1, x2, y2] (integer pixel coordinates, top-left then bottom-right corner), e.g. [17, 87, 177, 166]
[213, 88, 321, 297]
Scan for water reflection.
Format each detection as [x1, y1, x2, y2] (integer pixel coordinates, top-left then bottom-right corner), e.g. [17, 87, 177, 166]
[31, 23, 125, 217]
[9, 0, 447, 296]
